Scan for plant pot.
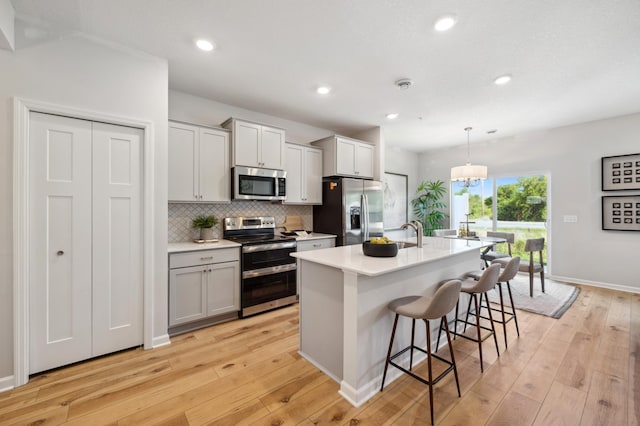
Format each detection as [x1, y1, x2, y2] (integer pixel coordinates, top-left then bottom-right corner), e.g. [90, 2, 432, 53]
[200, 227, 214, 241]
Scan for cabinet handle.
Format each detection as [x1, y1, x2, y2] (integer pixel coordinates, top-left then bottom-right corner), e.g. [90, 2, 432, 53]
[200, 256, 214, 260]
[194, 194, 198, 199]
[313, 244, 321, 248]
[209, 269, 212, 272]
[57, 250, 64, 256]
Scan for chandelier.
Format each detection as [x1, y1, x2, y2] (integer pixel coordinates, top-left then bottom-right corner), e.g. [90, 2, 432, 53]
[450, 127, 487, 187]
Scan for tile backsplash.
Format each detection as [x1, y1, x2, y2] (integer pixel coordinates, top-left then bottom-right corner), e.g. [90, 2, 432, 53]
[168, 202, 313, 242]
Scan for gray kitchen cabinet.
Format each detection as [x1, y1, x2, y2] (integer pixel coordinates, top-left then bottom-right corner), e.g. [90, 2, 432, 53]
[169, 248, 240, 327]
[222, 118, 286, 169]
[168, 121, 230, 202]
[284, 143, 323, 204]
[311, 135, 374, 178]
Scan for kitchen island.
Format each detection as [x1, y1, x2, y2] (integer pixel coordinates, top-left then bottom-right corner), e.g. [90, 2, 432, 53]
[291, 237, 484, 407]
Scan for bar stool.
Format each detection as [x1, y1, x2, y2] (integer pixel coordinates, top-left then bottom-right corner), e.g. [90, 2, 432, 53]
[439, 263, 501, 373]
[380, 279, 462, 425]
[464, 257, 521, 349]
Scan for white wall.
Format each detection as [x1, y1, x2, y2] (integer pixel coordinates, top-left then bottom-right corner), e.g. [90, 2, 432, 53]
[417, 112, 640, 291]
[0, 35, 168, 380]
[384, 145, 420, 221]
[169, 90, 334, 144]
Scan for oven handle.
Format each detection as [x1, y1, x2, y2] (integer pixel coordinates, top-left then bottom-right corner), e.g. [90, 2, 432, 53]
[242, 263, 297, 279]
[242, 241, 297, 253]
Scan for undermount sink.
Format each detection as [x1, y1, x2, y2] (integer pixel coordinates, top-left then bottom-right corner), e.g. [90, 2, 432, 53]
[397, 241, 417, 249]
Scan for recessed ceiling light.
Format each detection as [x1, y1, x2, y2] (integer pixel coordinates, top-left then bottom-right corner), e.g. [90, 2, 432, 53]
[386, 113, 399, 119]
[494, 75, 512, 85]
[195, 39, 215, 51]
[316, 86, 331, 95]
[434, 15, 457, 32]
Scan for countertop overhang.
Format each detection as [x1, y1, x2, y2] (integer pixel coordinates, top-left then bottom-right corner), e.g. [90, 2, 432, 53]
[291, 237, 484, 277]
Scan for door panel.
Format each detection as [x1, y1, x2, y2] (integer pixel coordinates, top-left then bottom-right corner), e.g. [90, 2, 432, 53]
[364, 181, 384, 238]
[29, 112, 93, 374]
[92, 122, 143, 356]
[343, 179, 363, 245]
[260, 126, 284, 169]
[168, 123, 198, 200]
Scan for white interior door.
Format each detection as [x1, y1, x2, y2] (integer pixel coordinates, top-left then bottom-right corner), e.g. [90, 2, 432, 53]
[91, 122, 143, 357]
[29, 112, 143, 373]
[29, 112, 93, 373]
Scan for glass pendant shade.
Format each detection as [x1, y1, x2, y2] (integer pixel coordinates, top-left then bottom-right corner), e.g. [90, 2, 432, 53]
[451, 127, 487, 186]
[450, 163, 488, 181]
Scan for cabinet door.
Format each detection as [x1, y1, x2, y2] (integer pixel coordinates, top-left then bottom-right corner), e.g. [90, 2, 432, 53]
[336, 138, 356, 176]
[260, 126, 285, 169]
[169, 265, 207, 326]
[206, 261, 240, 316]
[284, 144, 304, 203]
[305, 147, 323, 204]
[355, 143, 374, 178]
[234, 121, 261, 167]
[168, 123, 199, 201]
[199, 128, 230, 202]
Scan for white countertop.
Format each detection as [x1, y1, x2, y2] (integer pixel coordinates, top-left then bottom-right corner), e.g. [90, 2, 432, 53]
[291, 237, 484, 277]
[168, 239, 241, 253]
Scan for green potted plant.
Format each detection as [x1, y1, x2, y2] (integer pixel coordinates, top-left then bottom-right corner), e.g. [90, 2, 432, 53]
[191, 214, 218, 241]
[411, 180, 448, 236]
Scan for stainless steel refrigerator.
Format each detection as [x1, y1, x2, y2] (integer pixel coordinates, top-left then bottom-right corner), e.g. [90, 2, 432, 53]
[313, 177, 384, 246]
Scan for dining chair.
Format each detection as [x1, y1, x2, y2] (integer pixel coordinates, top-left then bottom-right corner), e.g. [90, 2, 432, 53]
[481, 231, 515, 267]
[432, 229, 457, 237]
[494, 237, 545, 297]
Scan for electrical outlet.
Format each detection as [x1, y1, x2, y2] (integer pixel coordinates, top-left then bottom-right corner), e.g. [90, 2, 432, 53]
[563, 215, 578, 223]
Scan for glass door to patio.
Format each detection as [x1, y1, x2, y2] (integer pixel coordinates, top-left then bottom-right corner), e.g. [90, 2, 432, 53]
[451, 174, 549, 266]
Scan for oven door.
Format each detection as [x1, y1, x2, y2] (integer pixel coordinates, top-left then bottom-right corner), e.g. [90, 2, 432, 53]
[241, 268, 297, 314]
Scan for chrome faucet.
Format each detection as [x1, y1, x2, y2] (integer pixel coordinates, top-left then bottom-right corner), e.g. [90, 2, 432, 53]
[400, 221, 423, 248]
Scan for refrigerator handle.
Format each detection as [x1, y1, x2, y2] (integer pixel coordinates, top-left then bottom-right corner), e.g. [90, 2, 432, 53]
[362, 193, 369, 241]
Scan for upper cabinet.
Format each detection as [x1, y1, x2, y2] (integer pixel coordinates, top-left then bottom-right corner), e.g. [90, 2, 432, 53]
[312, 135, 374, 179]
[222, 118, 286, 170]
[284, 143, 323, 205]
[168, 121, 230, 202]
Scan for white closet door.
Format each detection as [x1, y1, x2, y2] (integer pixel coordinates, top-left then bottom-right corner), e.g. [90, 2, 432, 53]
[29, 112, 93, 373]
[91, 122, 143, 356]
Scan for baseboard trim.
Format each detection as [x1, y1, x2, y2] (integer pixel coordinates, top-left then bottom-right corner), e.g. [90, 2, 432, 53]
[152, 334, 171, 349]
[550, 275, 640, 295]
[0, 375, 15, 393]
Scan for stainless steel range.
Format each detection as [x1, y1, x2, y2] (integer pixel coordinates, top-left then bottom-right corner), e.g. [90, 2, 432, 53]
[223, 216, 297, 317]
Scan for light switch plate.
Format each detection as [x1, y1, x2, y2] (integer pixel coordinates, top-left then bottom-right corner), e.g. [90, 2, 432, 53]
[563, 215, 578, 223]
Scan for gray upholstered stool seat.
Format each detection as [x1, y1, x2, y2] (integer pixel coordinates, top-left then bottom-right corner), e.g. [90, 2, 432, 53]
[438, 263, 501, 372]
[380, 279, 463, 425]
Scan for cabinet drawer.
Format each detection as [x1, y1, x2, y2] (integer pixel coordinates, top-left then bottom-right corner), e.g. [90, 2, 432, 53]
[170, 248, 239, 269]
[296, 238, 335, 252]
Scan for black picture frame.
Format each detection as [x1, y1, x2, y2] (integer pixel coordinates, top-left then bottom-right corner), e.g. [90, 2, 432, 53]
[383, 172, 408, 230]
[602, 153, 640, 191]
[602, 195, 640, 231]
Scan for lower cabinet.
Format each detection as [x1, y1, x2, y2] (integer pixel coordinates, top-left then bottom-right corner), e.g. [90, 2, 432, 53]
[169, 248, 240, 329]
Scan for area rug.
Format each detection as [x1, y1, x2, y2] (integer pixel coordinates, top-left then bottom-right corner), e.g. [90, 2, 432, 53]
[486, 274, 580, 319]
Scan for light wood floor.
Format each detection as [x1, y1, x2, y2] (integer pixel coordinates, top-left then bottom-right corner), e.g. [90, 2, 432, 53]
[1, 284, 638, 425]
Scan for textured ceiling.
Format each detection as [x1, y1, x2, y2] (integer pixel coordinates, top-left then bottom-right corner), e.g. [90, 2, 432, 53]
[10, 0, 640, 152]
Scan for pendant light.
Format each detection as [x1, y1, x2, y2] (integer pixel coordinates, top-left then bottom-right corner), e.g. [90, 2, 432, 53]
[450, 127, 487, 187]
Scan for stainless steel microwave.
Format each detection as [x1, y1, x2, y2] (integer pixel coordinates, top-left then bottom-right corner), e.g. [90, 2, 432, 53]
[232, 166, 286, 201]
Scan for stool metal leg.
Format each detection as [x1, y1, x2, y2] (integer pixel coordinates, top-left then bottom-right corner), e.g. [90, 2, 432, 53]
[425, 319, 434, 425]
[507, 281, 520, 337]
[483, 292, 500, 360]
[380, 313, 399, 391]
[498, 283, 508, 348]
[410, 319, 416, 371]
[472, 293, 485, 372]
[442, 316, 461, 397]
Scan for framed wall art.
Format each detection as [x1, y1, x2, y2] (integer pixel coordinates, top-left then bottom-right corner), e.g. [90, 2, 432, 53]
[383, 172, 408, 230]
[602, 195, 640, 231]
[602, 153, 640, 191]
